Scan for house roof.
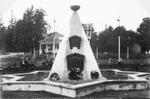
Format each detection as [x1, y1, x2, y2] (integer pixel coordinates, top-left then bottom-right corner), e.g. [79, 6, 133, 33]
[39, 32, 63, 44]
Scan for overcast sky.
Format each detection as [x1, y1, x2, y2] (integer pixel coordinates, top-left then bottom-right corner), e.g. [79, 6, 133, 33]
[0, 0, 150, 35]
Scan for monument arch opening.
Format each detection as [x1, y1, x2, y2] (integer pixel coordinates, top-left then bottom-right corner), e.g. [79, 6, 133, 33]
[67, 53, 84, 80]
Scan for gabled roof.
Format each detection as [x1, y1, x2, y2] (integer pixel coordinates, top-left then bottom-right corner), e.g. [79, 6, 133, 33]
[39, 32, 63, 44]
[47, 32, 63, 38]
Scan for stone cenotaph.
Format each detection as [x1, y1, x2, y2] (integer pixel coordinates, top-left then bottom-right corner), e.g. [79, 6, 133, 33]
[47, 5, 104, 81]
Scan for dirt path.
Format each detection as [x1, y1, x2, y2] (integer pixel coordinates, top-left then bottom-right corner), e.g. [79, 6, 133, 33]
[0, 53, 24, 59]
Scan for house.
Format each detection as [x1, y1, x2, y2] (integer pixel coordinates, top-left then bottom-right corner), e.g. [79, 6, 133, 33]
[39, 24, 94, 55]
[39, 32, 63, 54]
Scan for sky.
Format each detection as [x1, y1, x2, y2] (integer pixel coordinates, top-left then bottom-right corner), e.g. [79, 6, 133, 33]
[0, 0, 150, 35]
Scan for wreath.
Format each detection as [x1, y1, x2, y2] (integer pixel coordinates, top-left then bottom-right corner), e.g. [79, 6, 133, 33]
[69, 68, 82, 80]
[50, 73, 59, 81]
[91, 71, 99, 79]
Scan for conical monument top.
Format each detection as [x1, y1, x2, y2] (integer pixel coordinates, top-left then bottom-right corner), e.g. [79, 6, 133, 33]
[70, 5, 80, 12]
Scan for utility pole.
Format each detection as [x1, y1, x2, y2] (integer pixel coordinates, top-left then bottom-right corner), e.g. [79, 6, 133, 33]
[127, 36, 130, 59]
[117, 18, 121, 63]
[96, 34, 99, 60]
[96, 46, 99, 60]
[33, 38, 36, 59]
[53, 18, 56, 58]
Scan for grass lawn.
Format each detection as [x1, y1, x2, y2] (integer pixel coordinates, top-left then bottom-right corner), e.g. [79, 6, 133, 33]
[99, 63, 150, 72]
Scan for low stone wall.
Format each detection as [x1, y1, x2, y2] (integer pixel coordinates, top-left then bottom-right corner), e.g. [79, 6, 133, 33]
[2, 80, 149, 98]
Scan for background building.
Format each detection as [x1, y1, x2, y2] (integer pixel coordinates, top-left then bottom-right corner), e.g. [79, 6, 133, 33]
[39, 24, 95, 55]
[82, 23, 94, 40]
[39, 32, 63, 54]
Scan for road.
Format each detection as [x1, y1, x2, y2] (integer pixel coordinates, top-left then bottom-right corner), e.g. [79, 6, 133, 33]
[0, 53, 24, 59]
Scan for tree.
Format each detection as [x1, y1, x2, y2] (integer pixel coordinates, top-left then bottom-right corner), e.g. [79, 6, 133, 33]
[113, 26, 128, 53]
[0, 19, 7, 51]
[90, 32, 98, 53]
[97, 25, 140, 55]
[98, 26, 115, 53]
[13, 6, 48, 52]
[126, 30, 140, 47]
[13, 20, 27, 52]
[5, 16, 17, 51]
[137, 17, 150, 53]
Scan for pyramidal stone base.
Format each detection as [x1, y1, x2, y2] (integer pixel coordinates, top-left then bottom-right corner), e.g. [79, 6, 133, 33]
[1, 70, 150, 98]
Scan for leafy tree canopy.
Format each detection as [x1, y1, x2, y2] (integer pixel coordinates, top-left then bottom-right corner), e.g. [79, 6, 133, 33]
[13, 6, 48, 52]
[137, 17, 150, 53]
[0, 19, 7, 50]
[91, 25, 140, 54]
